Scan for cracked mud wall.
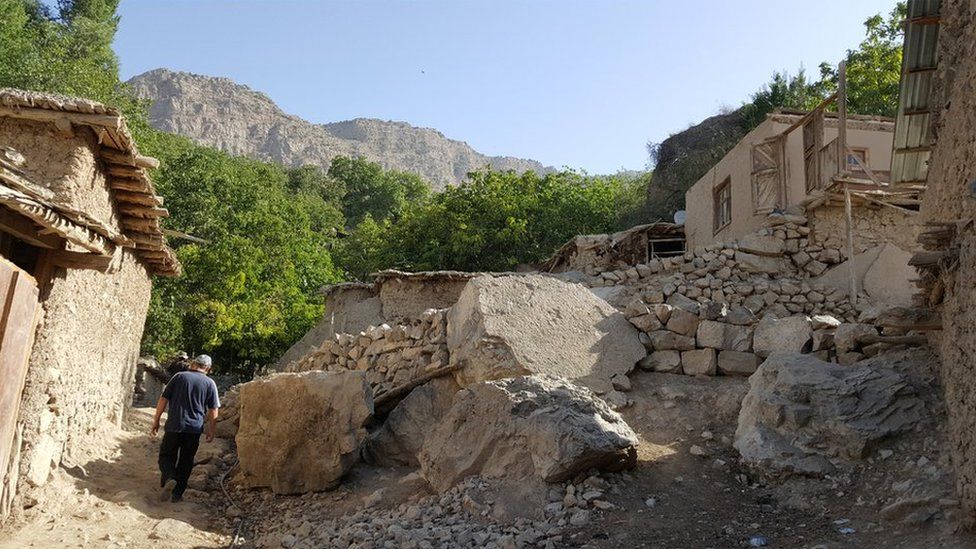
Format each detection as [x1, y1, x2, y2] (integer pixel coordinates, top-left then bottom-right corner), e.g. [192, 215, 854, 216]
[919, 0, 976, 526]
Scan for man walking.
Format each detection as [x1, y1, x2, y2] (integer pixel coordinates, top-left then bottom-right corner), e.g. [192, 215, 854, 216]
[150, 354, 220, 502]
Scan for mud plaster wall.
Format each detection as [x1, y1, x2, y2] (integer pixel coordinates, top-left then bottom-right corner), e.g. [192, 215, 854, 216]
[918, 0, 976, 526]
[378, 278, 470, 321]
[0, 118, 117, 224]
[0, 118, 154, 516]
[808, 205, 921, 255]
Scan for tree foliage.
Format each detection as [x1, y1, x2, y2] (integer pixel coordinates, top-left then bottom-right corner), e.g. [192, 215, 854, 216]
[143, 139, 343, 375]
[337, 169, 649, 278]
[328, 156, 431, 226]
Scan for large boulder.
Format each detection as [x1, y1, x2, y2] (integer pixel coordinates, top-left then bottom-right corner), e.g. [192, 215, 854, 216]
[236, 371, 374, 494]
[418, 375, 638, 493]
[734, 353, 925, 477]
[364, 377, 460, 466]
[447, 275, 645, 392]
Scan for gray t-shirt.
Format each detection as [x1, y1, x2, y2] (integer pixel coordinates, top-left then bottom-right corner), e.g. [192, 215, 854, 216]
[162, 371, 220, 434]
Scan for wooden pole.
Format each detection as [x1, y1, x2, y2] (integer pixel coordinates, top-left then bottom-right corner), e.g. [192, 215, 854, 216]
[845, 185, 857, 305]
[838, 60, 857, 305]
[837, 61, 848, 176]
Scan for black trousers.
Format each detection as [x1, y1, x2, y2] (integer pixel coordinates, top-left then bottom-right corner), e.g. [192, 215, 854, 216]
[158, 431, 201, 497]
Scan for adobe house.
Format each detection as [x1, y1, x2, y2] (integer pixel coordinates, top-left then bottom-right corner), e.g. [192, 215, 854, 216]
[683, 108, 922, 254]
[0, 89, 178, 520]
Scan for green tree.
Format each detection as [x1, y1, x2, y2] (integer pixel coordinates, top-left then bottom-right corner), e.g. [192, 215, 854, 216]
[328, 156, 431, 226]
[340, 168, 634, 277]
[144, 145, 342, 376]
[815, 2, 907, 118]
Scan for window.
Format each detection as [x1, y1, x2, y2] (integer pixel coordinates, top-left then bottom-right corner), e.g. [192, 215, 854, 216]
[648, 238, 685, 259]
[713, 177, 732, 233]
[846, 147, 869, 172]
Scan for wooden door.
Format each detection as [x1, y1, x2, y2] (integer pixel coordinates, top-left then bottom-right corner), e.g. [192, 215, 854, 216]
[0, 257, 41, 493]
[751, 138, 781, 213]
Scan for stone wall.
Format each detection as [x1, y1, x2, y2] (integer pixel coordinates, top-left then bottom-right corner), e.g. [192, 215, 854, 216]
[273, 284, 382, 371]
[808, 204, 921, 256]
[918, 0, 976, 526]
[585, 214, 861, 322]
[287, 309, 449, 397]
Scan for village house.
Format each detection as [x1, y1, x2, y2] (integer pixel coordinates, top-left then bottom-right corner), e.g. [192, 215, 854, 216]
[682, 108, 922, 250]
[0, 89, 177, 520]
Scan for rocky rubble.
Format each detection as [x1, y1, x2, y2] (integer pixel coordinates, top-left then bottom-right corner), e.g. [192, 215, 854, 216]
[247, 472, 630, 549]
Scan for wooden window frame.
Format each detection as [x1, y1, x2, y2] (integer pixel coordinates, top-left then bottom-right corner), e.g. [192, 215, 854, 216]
[713, 176, 732, 234]
[846, 147, 869, 172]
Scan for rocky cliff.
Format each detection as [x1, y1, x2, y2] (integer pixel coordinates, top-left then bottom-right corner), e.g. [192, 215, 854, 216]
[127, 69, 548, 190]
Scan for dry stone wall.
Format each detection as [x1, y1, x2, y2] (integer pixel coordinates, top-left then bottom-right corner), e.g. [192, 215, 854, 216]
[808, 205, 920, 256]
[584, 213, 859, 322]
[286, 308, 449, 397]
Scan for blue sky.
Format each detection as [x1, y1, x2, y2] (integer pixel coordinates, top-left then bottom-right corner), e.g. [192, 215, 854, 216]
[115, 0, 898, 174]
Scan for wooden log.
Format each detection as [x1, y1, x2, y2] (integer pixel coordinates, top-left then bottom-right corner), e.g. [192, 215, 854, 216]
[100, 148, 159, 169]
[844, 185, 857, 305]
[876, 307, 942, 331]
[372, 363, 461, 416]
[113, 190, 162, 207]
[127, 232, 165, 248]
[109, 178, 147, 192]
[48, 250, 113, 272]
[909, 250, 955, 267]
[120, 217, 160, 232]
[0, 106, 121, 130]
[118, 204, 169, 219]
[855, 334, 929, 346]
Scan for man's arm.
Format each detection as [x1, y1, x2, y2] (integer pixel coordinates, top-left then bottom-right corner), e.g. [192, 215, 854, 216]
[204, 407, 219, 442]
[150, 396, 168, 438]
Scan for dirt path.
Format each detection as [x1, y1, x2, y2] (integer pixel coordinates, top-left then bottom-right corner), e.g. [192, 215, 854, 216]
[0, 408, 232, 549]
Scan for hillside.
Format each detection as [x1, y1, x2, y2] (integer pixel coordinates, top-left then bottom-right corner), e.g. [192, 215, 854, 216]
[647, 107, 750, 220]
[127, 69, 548, 190]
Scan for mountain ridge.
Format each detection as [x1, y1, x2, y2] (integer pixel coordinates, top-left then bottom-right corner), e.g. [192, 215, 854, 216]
[127, 68, 549, 190]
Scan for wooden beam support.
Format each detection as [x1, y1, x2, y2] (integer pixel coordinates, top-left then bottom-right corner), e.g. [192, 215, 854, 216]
[100, 148, 159, 169]
[118, 204, 169, 219]
[113, 190, 163, 207]
[48, 249, 113, 272]
[0, 106, 121, 130]
[0, 207, 60, 249]
[855, 334, 929, 346]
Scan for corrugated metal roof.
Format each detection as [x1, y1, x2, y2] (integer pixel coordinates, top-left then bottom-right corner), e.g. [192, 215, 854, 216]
[890, 0, 941, 187]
